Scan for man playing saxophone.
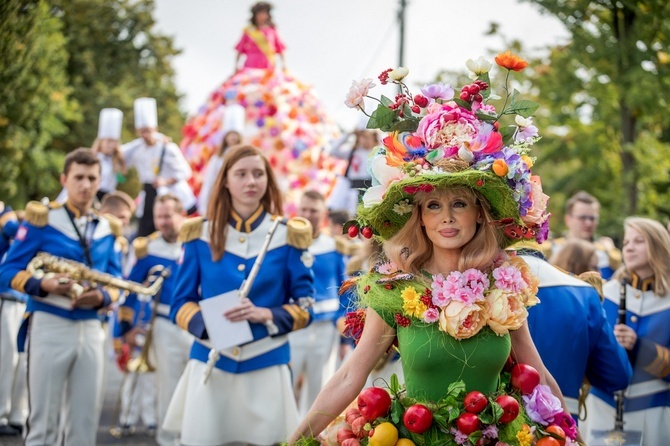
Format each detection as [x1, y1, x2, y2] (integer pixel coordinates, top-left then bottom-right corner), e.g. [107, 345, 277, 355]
[0, 148, 124, 445]
[115, 193, 191, 446]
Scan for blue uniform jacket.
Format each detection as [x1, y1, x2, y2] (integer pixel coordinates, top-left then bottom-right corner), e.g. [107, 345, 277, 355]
[0, 204, 28, 302]
[117, 232, 180, 336]
[522, 255, 632, 417]
[309, 234, 347, 323]
[0, 202, 123, 320]
[170, 209, 314, 374]
[592, 276, 670, 412]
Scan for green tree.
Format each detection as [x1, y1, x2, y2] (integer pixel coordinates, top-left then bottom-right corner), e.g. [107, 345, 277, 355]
[0, 0, 78, 207]
[520, 0, 670, 236]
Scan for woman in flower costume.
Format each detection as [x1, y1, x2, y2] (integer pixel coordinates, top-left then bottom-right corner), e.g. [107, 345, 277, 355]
[289, 54, 580, 446]
[585, 217, 670, 445]
[180, 2, 343, 213]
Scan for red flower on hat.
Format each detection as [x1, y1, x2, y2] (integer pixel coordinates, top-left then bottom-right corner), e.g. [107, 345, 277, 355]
[403, 184, 435, 194]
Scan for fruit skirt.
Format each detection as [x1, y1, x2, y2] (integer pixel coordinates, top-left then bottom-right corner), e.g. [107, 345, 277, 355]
[163, 359, 299, 445]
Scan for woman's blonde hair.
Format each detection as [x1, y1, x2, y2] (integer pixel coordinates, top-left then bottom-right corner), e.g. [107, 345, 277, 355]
[384, 186, 505, 276]
[207, 145, 283, 261]
[613, 216, 670, 296]
[91, 138, 125, 173]
[549, 239, 598, 275]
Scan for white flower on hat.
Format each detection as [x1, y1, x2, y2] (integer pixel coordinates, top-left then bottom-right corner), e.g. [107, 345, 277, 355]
[466, 57, 492, 79]
[344, 78, 376, 111]
[389, 67, 409, 81]
[362, 156, 405, 208]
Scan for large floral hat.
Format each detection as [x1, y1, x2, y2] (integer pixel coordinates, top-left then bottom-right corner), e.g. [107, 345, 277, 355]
[344, 52, 550, 244]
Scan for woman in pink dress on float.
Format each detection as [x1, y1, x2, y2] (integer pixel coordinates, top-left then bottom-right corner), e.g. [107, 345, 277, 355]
[234, 2, 286, 71]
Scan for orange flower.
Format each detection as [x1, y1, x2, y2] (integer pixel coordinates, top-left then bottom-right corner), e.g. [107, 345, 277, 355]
[492, 159, 509, 177]
[495, 51, 529, 72]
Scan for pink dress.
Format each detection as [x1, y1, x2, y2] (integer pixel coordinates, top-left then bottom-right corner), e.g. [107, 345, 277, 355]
[234, 25, 286, 69]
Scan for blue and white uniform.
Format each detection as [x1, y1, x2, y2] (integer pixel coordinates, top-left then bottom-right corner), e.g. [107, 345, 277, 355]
[289, 233, 347, 415]
[164, 208, 314, 445]
[118, 232, 191, 446]
[522, 254, 632, 420]
[113, 291, 157, 431]
[0, 201, 122, 446]
[0, 204, 28, 432]
[586, 276, 670, 445]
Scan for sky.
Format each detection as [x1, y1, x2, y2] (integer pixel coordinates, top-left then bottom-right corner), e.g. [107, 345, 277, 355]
[153, 0, 570, 130]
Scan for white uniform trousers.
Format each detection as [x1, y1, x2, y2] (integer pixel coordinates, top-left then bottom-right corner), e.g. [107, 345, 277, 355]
[24, 312, 104, 446]
[583, 394, 670, 446]
[288, 320, 339, 416]
[0, 299, 27, 427]
[119, 370, 157, 427]
[153, 317, 191, 446]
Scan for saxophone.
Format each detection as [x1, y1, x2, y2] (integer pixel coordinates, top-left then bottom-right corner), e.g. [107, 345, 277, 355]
[27, 252, 166, 297]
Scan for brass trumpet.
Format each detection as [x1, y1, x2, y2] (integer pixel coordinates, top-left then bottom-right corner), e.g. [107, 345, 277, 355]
[27, 252, 166, 297]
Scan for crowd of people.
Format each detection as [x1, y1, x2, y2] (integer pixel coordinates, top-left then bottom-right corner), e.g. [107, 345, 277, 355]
[1, 3, 669, 446]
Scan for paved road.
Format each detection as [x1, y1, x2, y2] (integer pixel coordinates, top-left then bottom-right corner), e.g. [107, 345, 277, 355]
[1, 356, 159, 446]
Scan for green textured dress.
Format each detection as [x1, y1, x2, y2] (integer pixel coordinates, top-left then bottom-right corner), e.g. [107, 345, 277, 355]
[359, 273, 512, 403]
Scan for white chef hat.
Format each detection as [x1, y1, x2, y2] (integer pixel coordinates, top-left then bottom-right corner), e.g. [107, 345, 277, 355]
[221, 103, 246, 134]
[97, 108, 124, 140]
[134, 97, 158, 129]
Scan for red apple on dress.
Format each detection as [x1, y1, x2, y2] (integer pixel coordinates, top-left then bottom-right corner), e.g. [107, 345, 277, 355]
[463, 391, 488, 414]
[456, 412, 481, 435]
[510, 363, 541, 395]
[495, 395, 520, 424]
[357, 387, 392, 421]
[402, 404, 433, 434]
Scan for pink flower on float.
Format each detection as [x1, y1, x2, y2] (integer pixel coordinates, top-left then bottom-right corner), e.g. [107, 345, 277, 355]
[522, 175, 549, 225]
[423, 307, 440, 323]
[522, 384, 564, 425]
[344, 79, 376, 110]
[469, 122, 503, 154]
[492, 265, 527, 293]
[431, 289, 450, 308]
[449, 427, 469, 445]
[420, 83, 454, 102]
[482, 424, 499, 438]
[553, 411, 579, 440]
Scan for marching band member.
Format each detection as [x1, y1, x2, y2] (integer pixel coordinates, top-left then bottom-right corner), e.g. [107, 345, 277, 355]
[122, 97, 196, 236]
[0, 203, 28, 436]
[586, 217, 670, 445]
[92, 108, 126, 201]
[164, 145, 314, 446]
[290, 190, 347, 416]
[549, 191, 622, 280]
[0, 148, 123, 445]
[117, 193, 191, 446]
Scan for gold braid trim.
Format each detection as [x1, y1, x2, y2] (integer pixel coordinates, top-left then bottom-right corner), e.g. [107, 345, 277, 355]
[104, 213, 122, 238]
[133, 237, 149, 259]
[176, 302, 200, 330]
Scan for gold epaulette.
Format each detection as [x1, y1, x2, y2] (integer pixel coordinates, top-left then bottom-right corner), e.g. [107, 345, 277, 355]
[178, 216, 204, 243]
[285, 217, 312, 250]
[133, 236, 149, 259]
[104, 213, 123, 238]
[577, 271, 605, 301]
[24, 201, 49, 227]
[117, 237, 129, 255]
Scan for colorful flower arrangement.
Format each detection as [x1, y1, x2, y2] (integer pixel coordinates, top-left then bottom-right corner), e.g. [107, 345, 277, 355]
[321, 365, 580, 446]
[343, 52, 550, 244]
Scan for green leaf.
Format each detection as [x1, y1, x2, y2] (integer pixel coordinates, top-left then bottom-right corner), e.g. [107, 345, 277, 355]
[390, 118, 419, 133]
[499, 125, 517, 144]
[391, 399, 403, 424]
[452, 98, 472, 110]
[445, 381, 466, 398]
[468, 430, 483, 445]
[380, 95, 394, 107]
[490, 400, 504, 423]
[478, 72, 492, 99]
[505, 100, 540, 117]
[475, 110, 497, 123]
[367, 104, 396, 130]
[390, 373, 400, 394]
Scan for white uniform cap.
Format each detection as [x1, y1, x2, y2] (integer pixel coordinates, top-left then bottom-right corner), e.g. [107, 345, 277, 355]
[97, 108, 123, 139]
[134, 97, 158, 129]
[221, 103, 246, 134]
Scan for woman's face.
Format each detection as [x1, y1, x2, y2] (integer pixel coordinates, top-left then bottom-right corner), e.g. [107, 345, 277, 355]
[255, 10, 269, 26]
[224, 155, 268, 210]
[421, 189, 481, 254]
[99, 138, 118, 156]
[622, 226, 651, 275]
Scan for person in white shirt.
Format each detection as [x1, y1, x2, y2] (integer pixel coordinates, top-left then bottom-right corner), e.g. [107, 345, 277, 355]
[122, 98, 196, 236]
[197, 104, 245, 216]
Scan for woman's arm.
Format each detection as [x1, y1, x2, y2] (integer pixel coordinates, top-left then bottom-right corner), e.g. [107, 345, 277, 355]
[288, 308, 396, 444]
[510, 321, 568, 411]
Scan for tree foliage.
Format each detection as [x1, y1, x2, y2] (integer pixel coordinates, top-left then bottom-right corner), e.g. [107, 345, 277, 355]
[0, 0, 77, 206]
[0, 0, 184, 207]
[519, 0, 670, 237]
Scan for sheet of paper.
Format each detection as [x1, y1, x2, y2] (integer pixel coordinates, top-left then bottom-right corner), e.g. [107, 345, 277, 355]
[199, 290, 254, 351]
